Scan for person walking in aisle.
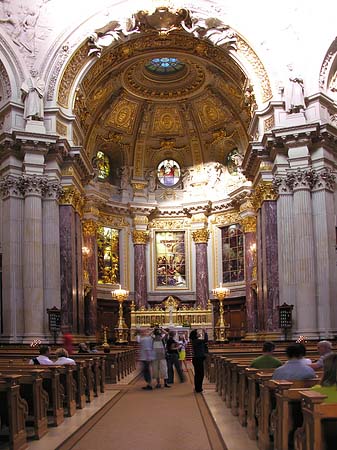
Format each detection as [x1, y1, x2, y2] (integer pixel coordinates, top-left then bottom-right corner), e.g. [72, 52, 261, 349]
[166, 330, 185, 384]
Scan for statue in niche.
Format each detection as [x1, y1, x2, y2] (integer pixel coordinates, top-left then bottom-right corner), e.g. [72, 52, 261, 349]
[119, 166, 130, 190]
[21, 70, 45, 120]
[284, 64, 305, 113]
[146, 169, 156, 193]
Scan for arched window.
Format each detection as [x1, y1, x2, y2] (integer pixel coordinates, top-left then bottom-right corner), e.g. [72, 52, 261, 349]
[221, 224, 244, 283]
[95, 151, 110, 180]
[157, 159, 181, 187]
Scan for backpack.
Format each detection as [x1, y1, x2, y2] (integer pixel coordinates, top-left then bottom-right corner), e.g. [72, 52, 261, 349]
[32, 357, 40, 365]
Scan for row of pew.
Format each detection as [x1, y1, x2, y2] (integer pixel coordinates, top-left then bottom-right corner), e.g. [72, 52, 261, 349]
[206, 346, 337, 450]
[0, 347, 136, 450]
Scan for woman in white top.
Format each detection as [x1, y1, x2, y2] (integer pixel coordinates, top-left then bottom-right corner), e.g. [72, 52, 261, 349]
[54, 348, 76, 365]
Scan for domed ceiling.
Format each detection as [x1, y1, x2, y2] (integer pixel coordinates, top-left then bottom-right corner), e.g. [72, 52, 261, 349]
[72, 8, 257, 191]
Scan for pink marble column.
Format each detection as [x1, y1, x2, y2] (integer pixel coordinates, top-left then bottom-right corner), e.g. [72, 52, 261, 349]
[192, 229, 210, 308]
[132, 231, 149, 307]
[82, 221, 98, 336]
[244, 230, 257, 333]
[260, 201, 279, 331]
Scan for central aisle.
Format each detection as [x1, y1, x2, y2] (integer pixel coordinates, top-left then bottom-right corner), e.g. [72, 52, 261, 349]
[71, 368, 226, 450]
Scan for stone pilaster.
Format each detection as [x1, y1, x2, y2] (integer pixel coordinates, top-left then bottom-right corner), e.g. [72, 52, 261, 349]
[311, 168, 337, 337]
[82, 220, 99, 336]
[192, 228, 210, 308]
[132, 230, 149, 307]
[0, 176, 24, 342]
[22, 175, 46, 339]
[292, 169, 317, 337]
[43, 181, 63, 335]
[273, 176, 296, 320]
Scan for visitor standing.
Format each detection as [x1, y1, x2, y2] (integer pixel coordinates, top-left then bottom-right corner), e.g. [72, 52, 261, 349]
[190, 329, 208, 393]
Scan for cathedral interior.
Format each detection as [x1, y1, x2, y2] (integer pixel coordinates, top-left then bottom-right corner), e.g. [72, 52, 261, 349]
[0, 0, 337, 345]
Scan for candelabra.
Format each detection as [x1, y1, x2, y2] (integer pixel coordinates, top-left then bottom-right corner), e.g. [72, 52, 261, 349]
[212, 283, 230, 342]
[111, 285, 129, 344]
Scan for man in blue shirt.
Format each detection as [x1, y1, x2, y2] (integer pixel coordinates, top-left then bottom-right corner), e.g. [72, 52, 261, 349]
[272, 344, 316, 380]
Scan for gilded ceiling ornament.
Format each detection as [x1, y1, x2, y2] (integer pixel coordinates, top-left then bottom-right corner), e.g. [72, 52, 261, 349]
[132, 230, 149, 245]
[240, 216, 256, 233]
[194, 96, 229, 130]
[107, 98, 139, 133]
[152, 107, 183, 134]
[82, 220, 99, 236]
[192, 228, 210, 243]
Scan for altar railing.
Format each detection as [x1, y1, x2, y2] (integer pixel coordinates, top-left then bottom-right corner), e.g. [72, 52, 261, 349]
[130, 296, 213, 340]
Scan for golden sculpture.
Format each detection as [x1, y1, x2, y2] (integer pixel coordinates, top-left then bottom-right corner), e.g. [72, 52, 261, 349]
[111, 285, 129, 344]
[192, 228, 210, 244]
[212, 283, 230, 342]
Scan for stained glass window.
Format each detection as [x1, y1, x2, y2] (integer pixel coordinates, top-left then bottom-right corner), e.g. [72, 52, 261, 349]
[221, 224, 244, 283]
[145, 57, 185, 75]
[96, 151, 110, 180]
[157, 159, 181, 187]
[156, 231, 186, 288]
[97, 227, 120, 284]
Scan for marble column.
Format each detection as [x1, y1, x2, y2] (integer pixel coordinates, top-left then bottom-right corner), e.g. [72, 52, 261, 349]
[76, 214, 84, 334]
[132, 231, 149, 307]
[292, 170, 317, 337]
[42, 181, 62, 335]
[82, 220, 98, 336]
[311, 169, 337, 337]
[260, 200, 279, 331]
[273, 178, 296, 314]
[192, 229, 209, 308]
[59, 205, 77, 331]
[0, 176, 24, 341]
[23, 176, 46, 339]
[241, 217, 257, 333]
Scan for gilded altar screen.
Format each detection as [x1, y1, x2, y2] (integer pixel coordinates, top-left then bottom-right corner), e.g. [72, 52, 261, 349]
[97, 226, 120, 284]
[221, 224, 244, 283]
[155, 231, 186, 288]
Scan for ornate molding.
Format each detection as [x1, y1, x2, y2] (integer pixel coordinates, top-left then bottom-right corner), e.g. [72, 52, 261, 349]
[240, 216, 256, 233]
[98, 211, 129, 228]
[47, 44, 71, 101]
[149, 218, 191, 230]
[0, 60, 11, 98]
[82, 220, 99, 236]
[132, 230, 149, 245]
[319, 37, 337, 89]
[59, 186, 84, 214]
[133, 215, 149, 226]
[192, 228, 210, 243]
[210, 211, 240, 226]
[253, 182, 277, 209]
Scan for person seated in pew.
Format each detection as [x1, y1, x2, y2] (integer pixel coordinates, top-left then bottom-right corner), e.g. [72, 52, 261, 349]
[29, 345, 54, 365]
[250, 341, 282, 369]
[309, 340, 333, 370]
[78, 342, 90, 353]
[272, 343, 316, 380]
[311, 353, 337, 403]
[54, 348, 76, 365]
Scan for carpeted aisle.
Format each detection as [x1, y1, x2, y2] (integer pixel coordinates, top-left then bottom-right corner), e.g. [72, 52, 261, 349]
[71, 368, 225, 450]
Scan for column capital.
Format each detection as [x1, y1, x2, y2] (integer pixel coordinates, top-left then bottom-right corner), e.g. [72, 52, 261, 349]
[44, 180, 63, 200]
[0, 175, 23, 199]
[252, 181, 277, 210]
[312, 168, 336, 192]
[132, 230, 149, 245]
[192, 228, 210, 244]
[241, 216, 257, 233]
[59, 186, 84, 215]
[82, 220, 99, 236]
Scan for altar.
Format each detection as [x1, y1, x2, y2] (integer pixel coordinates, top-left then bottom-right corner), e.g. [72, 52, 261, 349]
[130, 296, 213, 341]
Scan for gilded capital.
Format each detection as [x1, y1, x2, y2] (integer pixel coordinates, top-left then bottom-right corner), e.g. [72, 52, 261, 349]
[241, 216, 256, 233]
[132, 230, 149, 245]
[82, 220, 99, 236]
[59, 186, 84, 215]
[253, 182, 277, 210]
[192, 228, 210, 244]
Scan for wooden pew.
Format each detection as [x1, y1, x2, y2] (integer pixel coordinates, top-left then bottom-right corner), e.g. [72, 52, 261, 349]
[0, 374, 28, 450]
[294, 391, 337, 450]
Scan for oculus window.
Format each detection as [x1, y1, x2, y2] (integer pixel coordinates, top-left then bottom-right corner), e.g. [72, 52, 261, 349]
[157, 159, 181, 187]
[221, 224, 244, 283]
[145, 57, 185, 75]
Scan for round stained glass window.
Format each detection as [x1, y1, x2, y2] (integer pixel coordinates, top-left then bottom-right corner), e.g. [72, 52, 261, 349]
[157, 159, 181, 187]
[145, 57, 185, 75]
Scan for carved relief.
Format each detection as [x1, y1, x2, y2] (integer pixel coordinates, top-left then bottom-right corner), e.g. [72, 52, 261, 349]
[319, 37, 337, 89]
[98, 212, 129, 228]
[107, 97, 139, 133]
[47, 44, 70, 101]
[56, 120, 67, 137]
[152, 106, 183, 135]
[194, 95, 229, 130]
[210, 212, 241, 226]
[264, 116, 274, 132]
[0, 60, 11, 98]
[149, 218, 191, 230]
